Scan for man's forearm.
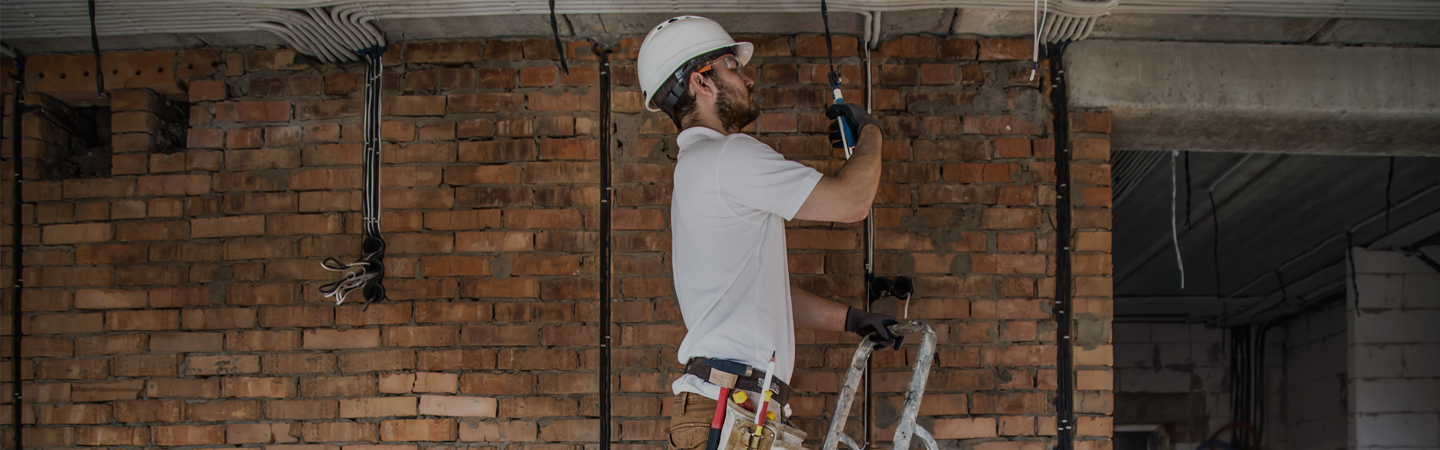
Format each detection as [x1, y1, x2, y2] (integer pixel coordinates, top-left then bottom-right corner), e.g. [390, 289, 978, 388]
[791, 284, 850, 331]
[834, 124, 883, 210]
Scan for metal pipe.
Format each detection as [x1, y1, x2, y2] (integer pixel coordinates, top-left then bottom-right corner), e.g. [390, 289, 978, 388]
[595, 43, 615, 450]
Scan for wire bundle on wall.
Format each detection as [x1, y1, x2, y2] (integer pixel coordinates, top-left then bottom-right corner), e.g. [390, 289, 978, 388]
[1045, 41, 1076, 450]
[319, 47, 388, 306]
[1226, 324, 1270, 450]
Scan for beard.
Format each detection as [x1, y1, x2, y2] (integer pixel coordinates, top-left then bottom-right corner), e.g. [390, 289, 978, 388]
[714, 78, 760, 132]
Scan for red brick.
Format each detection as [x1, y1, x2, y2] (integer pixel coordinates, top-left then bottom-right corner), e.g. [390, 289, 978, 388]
[219, 330, 297, 353]
[75, 427, 147, 446]
[105, 309, 180, 331]
[381, 418, 457, 441]
[111, 153, 147, 175]
[143, 378, 218, 399]
[449, 92, 524, 113]
[111, 354, 182, 377]
[459, 418, 538, 442]
[303, 329, 380, 350]
[188, 400, 263, 422]
[338, 349, 415, 373]
[383, 326, 460, 348]
[296, 99, 363, 120]
[41, 223, 113, 245]
[932, 418, 997, 439]
[149, 286, 213, 308]
[181, 308, 257, 329]
[149, 424, 223, 446]
[264, 399, 339, 421]
[341, 397, 419, 418]
[301, 421, 378, 443]
[261, 353, 338, 375]
[388, 95, 447, 116]
[420, 395, 497, 417]
[191, 215, 265, 238]
[72, 289, 146, 309]
[71, 335, 144, 357]
[405, 42, 481, 64]
[149, 332, 223, 353]
[114, 399, 185, 423]
[294, 375, 374, 398]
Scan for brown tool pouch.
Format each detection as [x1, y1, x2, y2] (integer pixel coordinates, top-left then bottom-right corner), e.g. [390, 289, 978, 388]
[716, 400, 805, 450]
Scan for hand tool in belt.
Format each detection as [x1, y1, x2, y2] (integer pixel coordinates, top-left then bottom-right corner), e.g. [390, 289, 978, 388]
[689, 357, 795, 450]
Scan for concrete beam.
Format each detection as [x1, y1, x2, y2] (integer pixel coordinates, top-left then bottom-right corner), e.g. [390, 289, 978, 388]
[1067, 40, 1440, 156]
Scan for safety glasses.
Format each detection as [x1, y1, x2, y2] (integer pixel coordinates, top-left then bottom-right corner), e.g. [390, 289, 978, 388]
[695, 55, 742, 75]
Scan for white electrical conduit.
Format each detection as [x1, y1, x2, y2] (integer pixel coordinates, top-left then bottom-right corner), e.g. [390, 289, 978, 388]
[5, 0, 1439, 63]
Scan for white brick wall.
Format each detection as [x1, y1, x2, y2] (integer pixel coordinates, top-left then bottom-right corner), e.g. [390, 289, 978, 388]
[1280, 300, 1348, 450]
[1114, 322, 1231, 448]
[1348, 246, 1440, 450]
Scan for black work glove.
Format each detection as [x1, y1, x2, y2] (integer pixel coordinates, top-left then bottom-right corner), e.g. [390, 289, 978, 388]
[844, 307, 903, 350]
[826, 103, 879, 149]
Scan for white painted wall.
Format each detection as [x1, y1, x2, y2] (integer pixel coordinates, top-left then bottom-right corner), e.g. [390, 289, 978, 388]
[1348, 246, 1440, 450]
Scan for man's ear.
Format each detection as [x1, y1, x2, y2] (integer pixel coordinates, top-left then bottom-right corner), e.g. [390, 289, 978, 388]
[688, 72, 715, 101]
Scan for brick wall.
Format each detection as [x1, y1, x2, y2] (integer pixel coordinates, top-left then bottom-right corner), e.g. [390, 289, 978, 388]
[1348, 247, 1440, 449]
[1, 34, 1113, 450]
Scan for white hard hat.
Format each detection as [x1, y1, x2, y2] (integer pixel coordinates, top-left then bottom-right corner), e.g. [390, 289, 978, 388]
[638, 16, 754, 112]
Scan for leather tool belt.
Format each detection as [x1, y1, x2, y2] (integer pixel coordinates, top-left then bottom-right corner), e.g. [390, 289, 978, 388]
[685, 357, 795, 408]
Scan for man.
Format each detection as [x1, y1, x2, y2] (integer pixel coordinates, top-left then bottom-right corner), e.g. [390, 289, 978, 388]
[637, 16, 903, 450]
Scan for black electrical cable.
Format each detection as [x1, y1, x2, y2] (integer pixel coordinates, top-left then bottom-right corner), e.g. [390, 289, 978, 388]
[319, 48, 387, 306]
[1184, 152, 1192, 228]
[1348, 231, 1360, 316]
[87, 0, 105, 98]
[1210, 191, 1222, 298]
[9, 57, 26, 450]
[1385, 156, 1394, 232]
[1046, 41, 1075, 450]
[596, 43, 614, 450]
[549, 0, 569, 75]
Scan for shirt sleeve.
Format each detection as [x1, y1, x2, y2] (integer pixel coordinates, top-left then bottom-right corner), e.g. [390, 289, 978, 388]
[716, 136, 823, 220]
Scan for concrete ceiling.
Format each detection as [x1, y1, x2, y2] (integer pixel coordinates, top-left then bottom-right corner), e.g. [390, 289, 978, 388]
[5, 9, 1438, 56]
[1112, 151, 1440, 323]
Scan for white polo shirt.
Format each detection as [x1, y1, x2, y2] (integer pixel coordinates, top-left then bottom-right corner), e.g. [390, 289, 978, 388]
[669, 126, 823, 400]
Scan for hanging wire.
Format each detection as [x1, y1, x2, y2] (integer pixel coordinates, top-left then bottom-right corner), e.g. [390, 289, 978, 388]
[1347, 231, 1360, 316]
[1171, 151, 1185, 289]
[549, 0, 569, 75]
[1210, 190, 1222, 297]
[87, 0, 105, 98]
[1385, 156, 1394, 232]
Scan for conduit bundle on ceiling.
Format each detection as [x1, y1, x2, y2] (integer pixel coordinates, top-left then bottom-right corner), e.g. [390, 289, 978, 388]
[5, 0, 1439, 62]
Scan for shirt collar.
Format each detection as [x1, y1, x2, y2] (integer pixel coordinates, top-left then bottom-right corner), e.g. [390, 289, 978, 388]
[677, 126, 726, 150]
